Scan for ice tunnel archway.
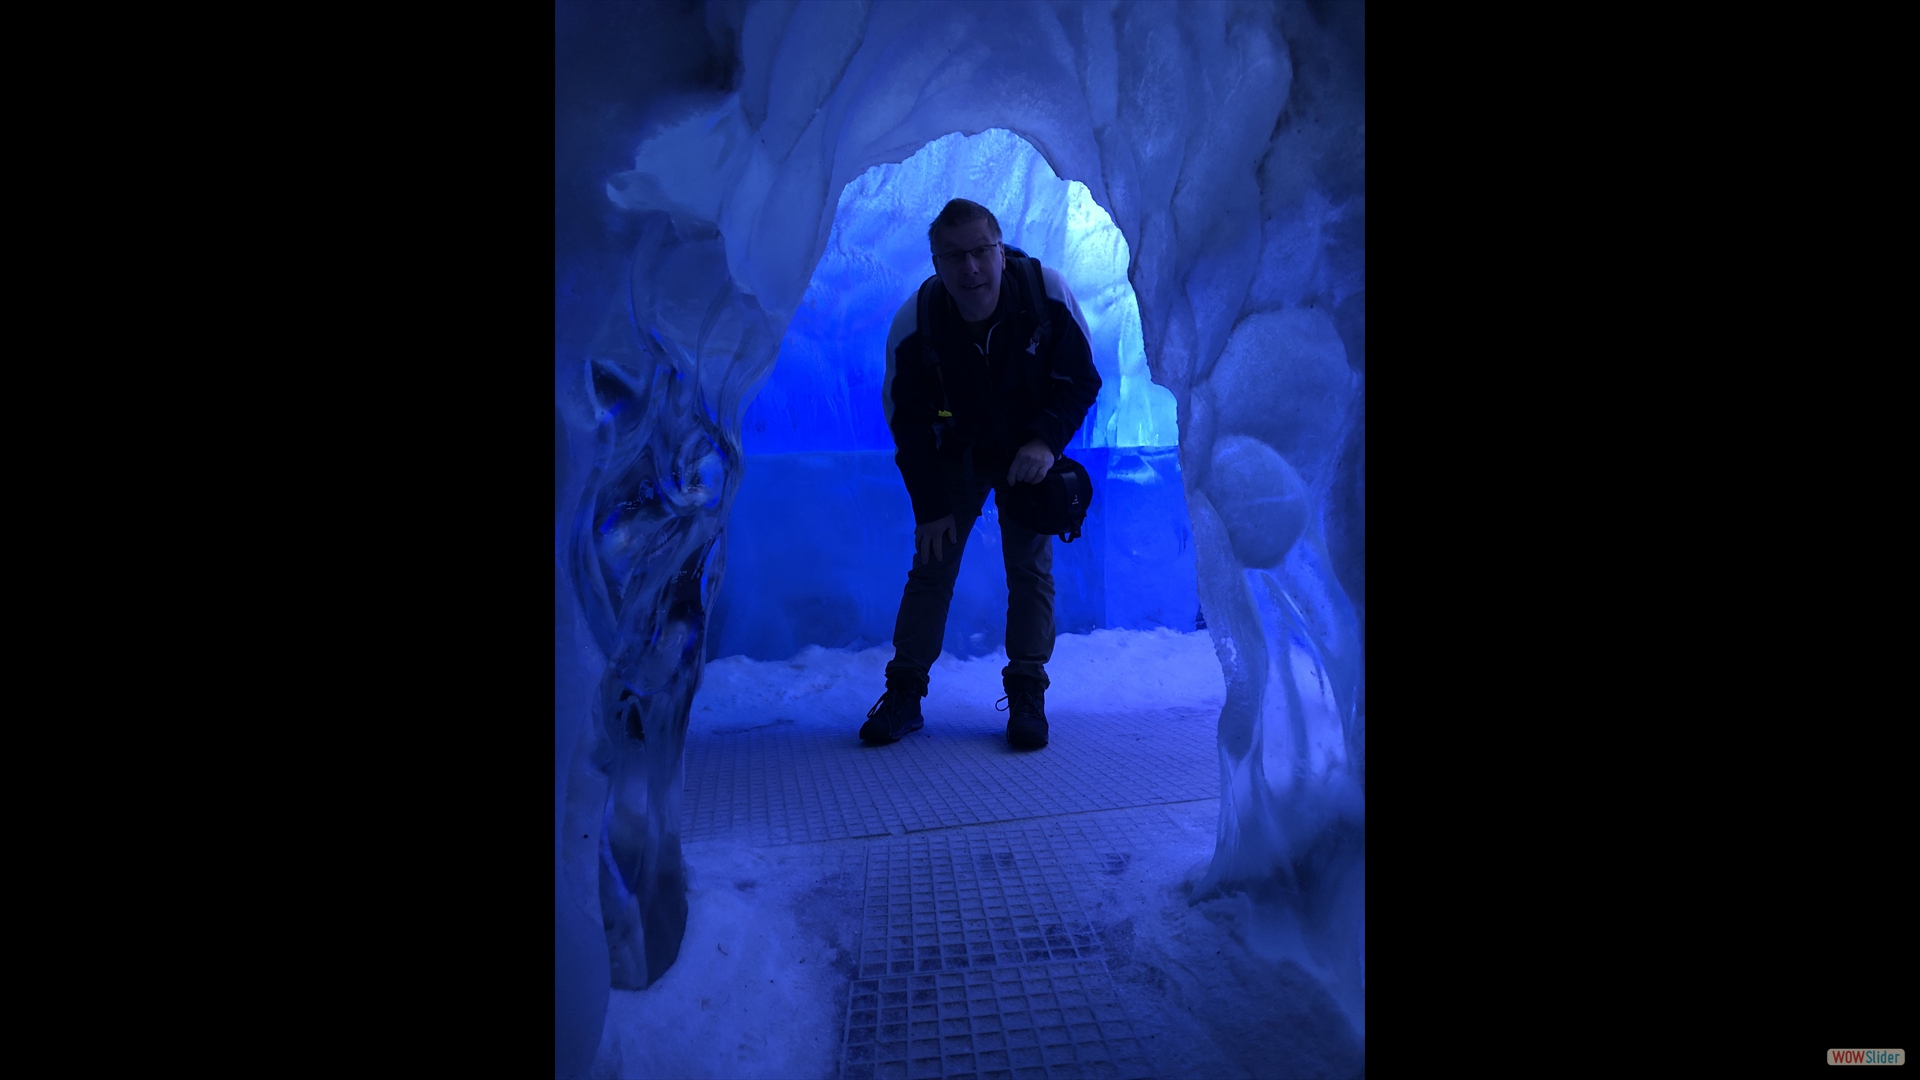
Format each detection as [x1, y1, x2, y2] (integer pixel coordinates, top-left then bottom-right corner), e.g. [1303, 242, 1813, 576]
[707, 126, 1201, 662]
[557, 3, 1365, 1069]
[743, 127, 1174, 456]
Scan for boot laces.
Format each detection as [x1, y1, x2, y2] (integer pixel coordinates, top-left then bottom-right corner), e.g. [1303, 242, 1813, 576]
[997, 688, 1043, 714]
[869, 685, 919, 720]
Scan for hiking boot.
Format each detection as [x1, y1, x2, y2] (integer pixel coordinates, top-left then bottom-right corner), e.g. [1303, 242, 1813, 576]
[860, 679, 925, 744]
[998, 676, 1048, 749]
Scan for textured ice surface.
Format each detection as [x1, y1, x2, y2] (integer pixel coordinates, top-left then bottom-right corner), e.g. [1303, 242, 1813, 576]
[567, 210, 783, 992]
[557, 2, 1365, 1064]
[710, 126, 1191, 663]
[742, 127, 1174, 455]
[706, 445, 1198, 662]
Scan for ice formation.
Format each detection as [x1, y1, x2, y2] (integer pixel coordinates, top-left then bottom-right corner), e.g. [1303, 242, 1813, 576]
[742, 126, 1172, 457]
[711, 127, 1194, 663]
[556, 1, 1365, 1070]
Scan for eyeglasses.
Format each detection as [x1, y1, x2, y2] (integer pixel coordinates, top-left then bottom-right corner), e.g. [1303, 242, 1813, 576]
[934, 243, 1000, 267]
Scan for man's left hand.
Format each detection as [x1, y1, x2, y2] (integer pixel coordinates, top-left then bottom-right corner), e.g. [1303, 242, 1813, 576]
[1007, 438, 1056, 485]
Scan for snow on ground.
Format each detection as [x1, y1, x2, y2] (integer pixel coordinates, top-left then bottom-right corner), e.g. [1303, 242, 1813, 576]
[1066, 807, 1368, 1079]
[588, 840, 858, 1080]
[590, 629, 1362, 1079]
[691, 626, 1226, 736]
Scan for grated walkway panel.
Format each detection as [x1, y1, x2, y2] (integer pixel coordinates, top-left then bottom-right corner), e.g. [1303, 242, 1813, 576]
[840, 829, 1156, 1080]
[678, 689, 1224, 1079]
[683, 705, 1216, 846]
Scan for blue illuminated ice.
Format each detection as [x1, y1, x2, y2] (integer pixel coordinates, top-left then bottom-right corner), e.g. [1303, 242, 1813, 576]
[711, 127, 1193, 665]
[743, 128, 1175, 455]
[556, 2, 1366, 1071]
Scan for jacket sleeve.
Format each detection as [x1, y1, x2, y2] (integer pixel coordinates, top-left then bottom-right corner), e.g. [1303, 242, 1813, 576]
[1027, 267, 1103, 456]
[885, 296, 953, 524]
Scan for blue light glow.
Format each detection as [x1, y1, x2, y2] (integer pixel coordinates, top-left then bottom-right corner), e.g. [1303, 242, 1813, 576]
[742, 128, 1176, 455]
[710, 130, 1198, 662]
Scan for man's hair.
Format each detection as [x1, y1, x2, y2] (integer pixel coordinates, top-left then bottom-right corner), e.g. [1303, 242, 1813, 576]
[927, 198, 1002, 252]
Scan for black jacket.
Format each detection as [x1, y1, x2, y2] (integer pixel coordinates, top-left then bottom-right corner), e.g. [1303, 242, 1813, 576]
[885, 259, 1102, 524]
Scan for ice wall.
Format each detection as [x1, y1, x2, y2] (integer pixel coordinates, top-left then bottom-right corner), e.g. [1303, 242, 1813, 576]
[711, 127, 1195, 662]
[556, 1, 1365, 1067]
[709, 443, 1200, 661]
[743, 127, 1174, 455]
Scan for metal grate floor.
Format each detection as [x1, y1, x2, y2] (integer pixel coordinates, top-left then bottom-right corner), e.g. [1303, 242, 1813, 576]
[681, 695, 1222, 1080]
[841, 963, 1150, 1080]
[839, 827, 1159, 1080]
[682, 705, 1217, 846]
[857, 831, 1102, 978]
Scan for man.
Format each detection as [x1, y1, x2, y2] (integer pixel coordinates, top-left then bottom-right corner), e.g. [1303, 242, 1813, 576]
[860, 198, 1102, 749]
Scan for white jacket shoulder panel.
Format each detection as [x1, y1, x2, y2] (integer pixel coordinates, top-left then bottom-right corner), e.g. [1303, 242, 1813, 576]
[882, 292, 918, 429]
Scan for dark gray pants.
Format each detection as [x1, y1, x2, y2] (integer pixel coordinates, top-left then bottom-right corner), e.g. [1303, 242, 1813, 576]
[886, 451, 1054, 691]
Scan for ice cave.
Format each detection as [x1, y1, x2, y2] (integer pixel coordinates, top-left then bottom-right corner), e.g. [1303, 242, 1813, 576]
[556, 2, 1364, 1076]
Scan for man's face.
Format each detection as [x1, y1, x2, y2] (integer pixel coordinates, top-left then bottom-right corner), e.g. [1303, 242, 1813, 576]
[931, 218, 1004, 322]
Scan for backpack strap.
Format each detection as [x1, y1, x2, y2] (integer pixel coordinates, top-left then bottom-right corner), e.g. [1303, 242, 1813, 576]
[913, 250, 1056, 450]
[1000, 247, 1052, 340]
[1018, 257, 1047, 327]
[916, 274, 955, 449]
[1005, 253, 1056, 401]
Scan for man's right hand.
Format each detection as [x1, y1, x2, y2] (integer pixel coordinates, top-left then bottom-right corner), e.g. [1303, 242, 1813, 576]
[916, 515, 958, 567]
